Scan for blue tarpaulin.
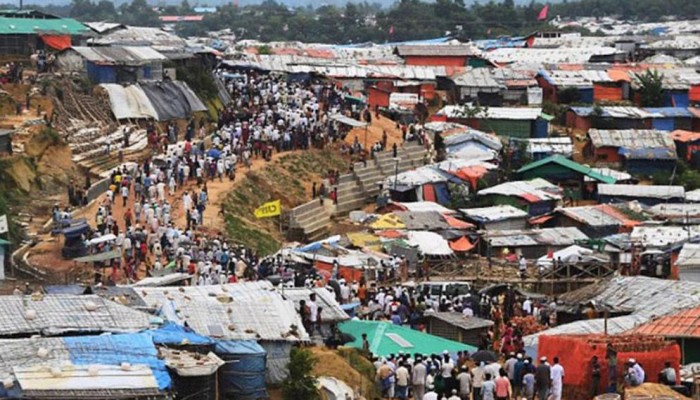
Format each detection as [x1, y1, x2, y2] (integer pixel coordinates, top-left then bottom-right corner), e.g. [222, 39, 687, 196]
[215, 341, 267, 399]
[146, 322, 215, 346]
[64, 333, 171, 390]
[579, 88, 594, 103]
[434, 182, 451, 205]
[652, 118, 675, 131]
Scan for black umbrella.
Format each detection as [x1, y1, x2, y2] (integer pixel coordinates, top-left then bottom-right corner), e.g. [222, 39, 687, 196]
[471, 350, 498, 364]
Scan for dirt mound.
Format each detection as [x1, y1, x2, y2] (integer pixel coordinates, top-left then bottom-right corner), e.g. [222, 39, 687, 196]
[625, 383, 690, 399]
[309, 346, 378, 399]
[221, 148, 349, 255]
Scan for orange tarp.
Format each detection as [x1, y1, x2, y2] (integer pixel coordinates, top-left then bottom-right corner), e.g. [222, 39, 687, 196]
[599, 204, 641, 228]
[376, 230, 405, 239]
[41, 35, 71, 51]
[442, 215, 474, 229]
[453, 165, 489, 190]
[422, 184, 437, 202]
[607, 69, 632, 82]
[689, 85, 700, 102]
[449, 236, 475, 252]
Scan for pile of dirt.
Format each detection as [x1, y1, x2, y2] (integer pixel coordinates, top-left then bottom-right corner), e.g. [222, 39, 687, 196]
[309, 346, 378, 399]
[625, 383, 690, 399]
[221, 148, 349, 255]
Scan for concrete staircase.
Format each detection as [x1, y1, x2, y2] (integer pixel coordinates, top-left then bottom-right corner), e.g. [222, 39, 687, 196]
[287, 141, 428, 241]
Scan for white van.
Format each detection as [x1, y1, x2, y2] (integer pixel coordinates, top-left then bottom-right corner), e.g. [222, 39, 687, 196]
[416, 281, 472, 304]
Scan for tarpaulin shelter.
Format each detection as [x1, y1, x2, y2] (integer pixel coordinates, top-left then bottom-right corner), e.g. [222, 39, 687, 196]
[449, 236, 475, 252]
[339, 320, 475, 357]
[215, 341, 267, 400]
[100, 81, 207, 121]
[538, 334, 680, 399]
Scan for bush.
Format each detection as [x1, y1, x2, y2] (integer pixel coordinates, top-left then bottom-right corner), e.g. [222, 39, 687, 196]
[282, 347, 320, 400]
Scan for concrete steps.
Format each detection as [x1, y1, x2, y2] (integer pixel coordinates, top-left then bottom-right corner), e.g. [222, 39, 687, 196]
[287, 142, 429, 239]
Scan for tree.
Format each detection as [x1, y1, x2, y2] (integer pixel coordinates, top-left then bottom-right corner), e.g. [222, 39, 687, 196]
[282, 347, 319, 400]
[635, 69, 665, 107]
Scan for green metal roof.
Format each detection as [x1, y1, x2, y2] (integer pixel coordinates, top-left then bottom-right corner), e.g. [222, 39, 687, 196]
[339, 320, 476, 357]
[517, 154, 617, 184]
[0, 16, 89, 35]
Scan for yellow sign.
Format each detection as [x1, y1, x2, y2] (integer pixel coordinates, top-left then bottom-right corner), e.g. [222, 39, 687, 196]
[254, 200, 281, 218]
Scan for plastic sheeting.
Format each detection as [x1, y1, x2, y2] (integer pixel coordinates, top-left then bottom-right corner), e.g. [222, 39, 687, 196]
[100, 81, 207, 121]
[41, 35, 71, 51]
[215, 341, 267, 399]
[147, 322, 215, 346]
[407, 231, 454, 256]
[63, 333, 171, 390]
[101, 84, 159, 120]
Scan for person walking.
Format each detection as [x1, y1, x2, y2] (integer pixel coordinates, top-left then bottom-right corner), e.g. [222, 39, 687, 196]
[550, 357, 564, 400]
[495, 369, 512, 400]
[412, 356, 428, 400]
[456, 366, 472, 400]
[535, 357, 551, 400]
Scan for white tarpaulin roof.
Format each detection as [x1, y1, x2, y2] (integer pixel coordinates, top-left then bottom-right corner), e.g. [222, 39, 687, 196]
[100, 83, 159, 120]
[14, 364, 158, 391]
[677, 243, 700, 268]
[536, 245, 609, 267]
[407, 231, 454, 256]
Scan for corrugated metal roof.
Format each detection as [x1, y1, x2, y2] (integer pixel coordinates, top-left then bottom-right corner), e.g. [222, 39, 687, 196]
[89, 25, 186, 48]
[426, 312, 494, 330]
[631, 225, 700, 247]
[539, 69, 612, 87]
[629, 305, 700, 338]
[395, 201, 455, 214]
[460, 205, 528, 222]
[484, 227, 588, 247]
[437, 105, 542, 120]
[524, 137, 573, 157]
[484, 47, 620, 65]
[598, 184, 684, 200]
[69, 46, 167, 65]
[588, 129, 676, 150]
[526, 276, 700, 347]
[84, 21, 123, 34]
[394, 211, 452, 231]
[0, 295, 152, 336]
[585, 168, 632, 183]
[135, 281, 309, 342]
[687, 189, 700, 203]
[517, 155, 616, 184]
[676, 243, 700, 267]
[556, 204, 640, 227]
[450, 68, 501, 88]
[648, 203, 700, 221]
[395, 44, 481, 57]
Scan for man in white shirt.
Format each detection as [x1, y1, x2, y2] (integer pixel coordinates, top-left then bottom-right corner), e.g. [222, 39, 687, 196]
[395, 362, 410, 400]
[412, 357, 427, 400]
[308, 293, 318, 335]
[456, 366, 472, 400]
[550, 357, 565, 400]
[522, 297, 532, 315]
[422, 385, 438, 400]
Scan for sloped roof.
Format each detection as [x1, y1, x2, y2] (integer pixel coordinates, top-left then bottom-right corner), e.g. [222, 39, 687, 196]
[0, 295, 152, 337]
[478, 179, 562, 203]
[556, 203, 642, 227]
[670, 129, 700, 143]
[598, 184, 684, 200]
[588, 129, 676, 150]
[437, 105, 543, 120]
[395, 44, 481, 57]
[460, 205, 529, 222]
[676, 243, 700, 268]
[450, 68, 501, 88]
[484, 227, 588, 247]
[538, 69, 612, 87]
[629, 306, 700, 338]
[517, 155, 617, 184]
[0, 16, 88, 35]
[135, 281, 309, 342]
[427, 312, 494, 330]
[394, 211, 452, 231]
[339, 320, 475, 357]
[526, 276, 700, 347]
[69, 46, 167, 65]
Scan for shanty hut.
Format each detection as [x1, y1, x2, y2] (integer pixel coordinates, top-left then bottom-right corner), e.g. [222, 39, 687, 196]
[57, 46, 167, 83]
[586, 129, 677, 174]
[0, 294, 152, 338]
[134, 281, 308, 384]
[517, 155, 616, 200]
[477, 179, 562, 216]
[0, 10, 90, 55]
[0, 333, 170, 399]
[628, 306, 700, 363]
[553, 203, 643, 238]
[670, 129, 700, 163]
[482, 227, 589, 258]
[435, 106, 549, 138]
[424, 312, 494, 347]
[394, 44, 481, 67]
[460, 205, 529, 231]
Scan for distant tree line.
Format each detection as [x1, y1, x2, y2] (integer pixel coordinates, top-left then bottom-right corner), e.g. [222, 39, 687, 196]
[9, 0, 700, 43]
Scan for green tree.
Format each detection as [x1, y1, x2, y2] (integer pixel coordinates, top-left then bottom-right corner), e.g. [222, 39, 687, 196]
[282, 347, 319, 400]
[635, 69, 665, 107]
